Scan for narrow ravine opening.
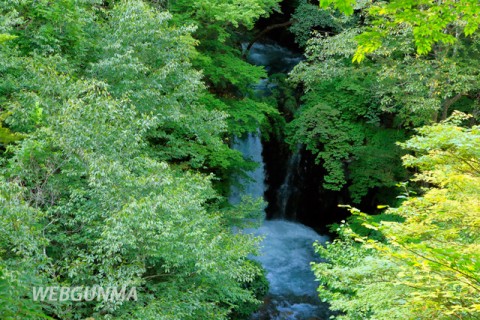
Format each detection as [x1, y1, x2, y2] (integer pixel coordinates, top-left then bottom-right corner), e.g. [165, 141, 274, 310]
[230, 39, 334, 319]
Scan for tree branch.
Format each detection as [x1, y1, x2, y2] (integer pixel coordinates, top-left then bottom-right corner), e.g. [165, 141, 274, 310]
[244, 20, 295, 57]
[442, 93, 464, 120]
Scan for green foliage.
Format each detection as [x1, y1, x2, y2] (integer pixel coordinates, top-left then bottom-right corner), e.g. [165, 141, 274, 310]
[1, 0, 99, 60]
[88, 1, 237, 175]
[300, 3, 480, 314]
[0, 1, 272, 318]
[0, 112, 23, 146]
[294, 20, 480, 126]
[320, 0, 480, 61]
[198, 49, 266, 92]
[0, 176, 49, 319]
[290, 0, 355, 48]
[312, 114, 480, 319]
[313, 227, 411, 320]
[230, 259, 269, 320]
[1, 67, 263, 319]
[348, 129, 407, 202]
[170, 0, 280, 29]
[214, 97, 278, 137]
[287, 75, 407, 201]
[288, 101, 363, 190]
[170, 0, 281, 137]
[400, 111, 480, 176]
[288, 0, 480, 203]
[320, 0, 356, 16]
[0, 33, 17, 45]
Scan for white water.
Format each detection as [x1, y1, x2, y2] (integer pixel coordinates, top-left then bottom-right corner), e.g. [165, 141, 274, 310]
[229, 131, 266, 205]
[231, 41, 329, 319]
[230, 133, 329, 319]
[250, 220, 326, 297]
[276, 149, 301, 219]
[247, 220, 329, 320]
[243, 42, 303, 74]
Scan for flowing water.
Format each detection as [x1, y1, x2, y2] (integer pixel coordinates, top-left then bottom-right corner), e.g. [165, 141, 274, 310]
[229, 131, 266, 206]
[247, 220, 330, 320]
[242, 42, 303, 74]
[230, 42, 331, 319]
[276, 148, 301, 220]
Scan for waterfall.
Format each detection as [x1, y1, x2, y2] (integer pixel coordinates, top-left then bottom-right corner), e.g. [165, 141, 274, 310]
[276, 148, 301, 219]
[229, 131, 266, 205]
[230, 41, 330, 320]
[231, 132, 329, 320]
[242, 42, 303, 74]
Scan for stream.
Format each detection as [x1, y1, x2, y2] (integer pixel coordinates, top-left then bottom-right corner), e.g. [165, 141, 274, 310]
[231, 42, 331, 320]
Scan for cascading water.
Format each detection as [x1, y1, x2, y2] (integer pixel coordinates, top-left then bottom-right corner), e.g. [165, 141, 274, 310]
[230, 41, 331, 319]
[242, 42, 303, 74]
[276, 148, 301, 219]
[247, 220, 329, 320]
[229, 131, 266, 205]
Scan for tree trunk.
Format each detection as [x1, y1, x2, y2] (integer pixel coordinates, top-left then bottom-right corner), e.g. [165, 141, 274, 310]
[441, 93, 464, 120]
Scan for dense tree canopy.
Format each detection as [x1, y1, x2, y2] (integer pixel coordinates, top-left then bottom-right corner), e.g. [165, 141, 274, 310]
[0, 0, 479, 319]
[321, 0, 480, 61]
[287, 0, 479, 202]
[313, 113, 480, 319]
[0, 1, 274, 319]
[306, 1, 480, 319]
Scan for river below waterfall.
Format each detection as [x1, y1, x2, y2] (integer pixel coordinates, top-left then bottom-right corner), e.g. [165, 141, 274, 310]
[231, 42, 331, 319]
[247, 220, 330, 320]
[232, 132, 330, 320]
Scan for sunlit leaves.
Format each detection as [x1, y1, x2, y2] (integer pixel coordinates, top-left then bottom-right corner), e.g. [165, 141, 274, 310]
[321, 0, 480, 61]
[171, 0, 280, 29]
[320, 0, 356, 16]
[0, 33, 16, 45]
[0, 1, 267, 318]
[312, 114, 480, 319]
[352, 31, 384, 63]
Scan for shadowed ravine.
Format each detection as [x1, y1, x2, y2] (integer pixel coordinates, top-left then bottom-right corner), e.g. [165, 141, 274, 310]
[230, 44, 332, 319]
